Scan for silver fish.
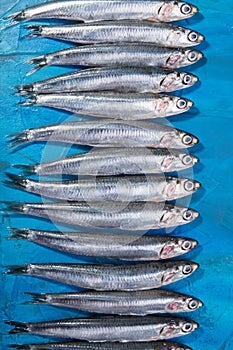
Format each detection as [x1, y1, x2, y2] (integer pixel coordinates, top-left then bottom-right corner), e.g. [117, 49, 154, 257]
[5, 174, 201, 202]
[5, 201, 199, 231]
[19, 92, 194, 120]
[6, 316, 199, 341]
[27, 44, 203, 75]
[16, 67, 198, 96]
[9, 228, 198, 260]
[25, 21, 204, 47]
[5, 1, 199, 25]
[7, 120, 199, 149]
[9, 340, 193, 350]
[26, 290, 203, 315]
[14, 148, 199, 176]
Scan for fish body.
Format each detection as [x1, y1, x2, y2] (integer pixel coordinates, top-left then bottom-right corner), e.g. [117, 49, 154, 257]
[16, 67, 198, 95]
[15, 148, 199, 176]
[8, 120, 199, 149]
[8, 260, 199, 290]
[9, 340, 193, 350]
[27, 289, 202, 315]
[6, 316, 198, 341]
[28, 44, 203, 75]
[5, 174, 201, 202]
[20, 92, 193, 120]
[26, 21, 204, 47]
[6, 201, 199, 231]
[6, 1, 199, 24]
[9, 228, 198, 261]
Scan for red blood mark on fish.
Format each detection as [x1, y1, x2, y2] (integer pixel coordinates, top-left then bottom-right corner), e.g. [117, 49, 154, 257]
[168, 302, 180, 310]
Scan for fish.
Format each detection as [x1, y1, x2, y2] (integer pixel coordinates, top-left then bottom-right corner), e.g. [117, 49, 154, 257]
[9, 228, 198, 261]
[14, 148, 199, 176]
[7, 260, 199, 290]
[27, 44, 203, 75]
[19, 92, 194, 120]
[4, 174, 201, 202]
[26, 289, 203, 315]
[24, 21, 204, 47]
[16, 67, 198, 96]
[4, 0, 199, 26]
[9, 341, 193, 350]
[7, 120, 199, 149]
[6, 316, 199, 341]
[5, 201, 199, 231]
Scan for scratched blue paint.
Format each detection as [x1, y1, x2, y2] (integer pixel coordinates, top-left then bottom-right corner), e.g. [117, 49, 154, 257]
[0, 0, 232, 349]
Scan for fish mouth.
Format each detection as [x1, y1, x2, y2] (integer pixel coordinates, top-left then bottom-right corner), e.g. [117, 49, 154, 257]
[199, 34, 205, 42]
[187, 100, 194, 108]
[192, 5, 199, 14]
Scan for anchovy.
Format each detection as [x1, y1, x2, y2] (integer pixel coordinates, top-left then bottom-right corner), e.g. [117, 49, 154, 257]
[27, 44, 203, 75]
[24, 21, 204, 47]
[16, 67, 198, 96]
[19, 92, 194, 120]
[5, 201, 199, 231]
[5, 0, 199, 26]
[7, 120, 199, 149]
[9, 228, 198, 261]
[6, 316, 199, 341]
[9, 340, 193, 350]
[7, 260, 199, 290]
[4, 174, 201, 202]
[14, 148, 199, 176]
[26, 290, 203, 315]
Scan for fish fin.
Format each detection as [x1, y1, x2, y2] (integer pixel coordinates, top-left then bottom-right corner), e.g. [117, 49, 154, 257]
[1, 10, 26, 29]
[6, 264, 29, 275]
[24, 292, 47, 304]
[7, 227, 30, 240]
[3, 201, 25, 214]
[24, 24, 43, 39]
[14, 84, 34, 96]
[13, 164, 36, 176]
[9, 345, 30, 349]
[18, 95, 37, 106]
[5, 321, 29, 334]
[26, 56, 47, 76]
[6, 131, 30, 150]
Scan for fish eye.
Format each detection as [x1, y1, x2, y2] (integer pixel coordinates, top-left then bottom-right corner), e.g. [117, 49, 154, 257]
[181, 3, 192, 14]
[182, 322, 193, 332]
[184, 179, 195, 192]
[181, 240, 192, 250]
[182, 154, 193, 165]
[183, 210, 193, 221]
[188, 50, 198, 62]
[183, 264, 193, 274]
[183, 74, 192, 85]
[188, 31, 198, 42]
[176, 98, 187, 109]
[182, 134, 193, 145]
[188, 299, 199, 309]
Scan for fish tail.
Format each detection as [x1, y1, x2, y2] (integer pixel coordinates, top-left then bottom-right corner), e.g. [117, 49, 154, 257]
[6, 131, 30, 150]
[13, 164, 36, 176]
[9, 345, 31, 349]
[18, 94, 37, 106]
[3, 201, 26, 214]
[26, 56, 47, 76]
[24, 24, 43, 39]
[5, 320, 29, 334]
[8, 227, 30, 240]
[14, 84, 34, 96]
[6, 264, 30, 275]
[24, 292, 47, 304]
[1, 10, 26, 29]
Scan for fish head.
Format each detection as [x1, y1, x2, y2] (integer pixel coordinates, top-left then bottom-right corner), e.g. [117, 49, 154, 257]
[159, 71, 198, 93]
[160, 236, 198, 259]
[174, 151, 199, 171]
[166, 295, 203, 313]
[158, 203, 199, 228]
[160, 129, 198, 149]
[159, 317, 198, 339]
[163, 177, 201, 200]
[156, 1, 198, 22]
[161, 260, 199, 285]
[167, 48, 204, 68]
[157, 95, 193, 117]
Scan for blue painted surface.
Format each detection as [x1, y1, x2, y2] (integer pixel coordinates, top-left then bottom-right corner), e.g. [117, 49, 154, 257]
[0, 0, 233, 349]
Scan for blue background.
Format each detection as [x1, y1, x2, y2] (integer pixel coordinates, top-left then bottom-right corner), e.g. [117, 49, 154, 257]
[0, 0, 233, 349]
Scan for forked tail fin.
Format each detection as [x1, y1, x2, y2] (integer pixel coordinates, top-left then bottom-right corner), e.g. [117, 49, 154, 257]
[26, 56, 47, 76]
[13, 164, 36, 176]
[5, 320, 29, 334]
[24, 292, 47, 304]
